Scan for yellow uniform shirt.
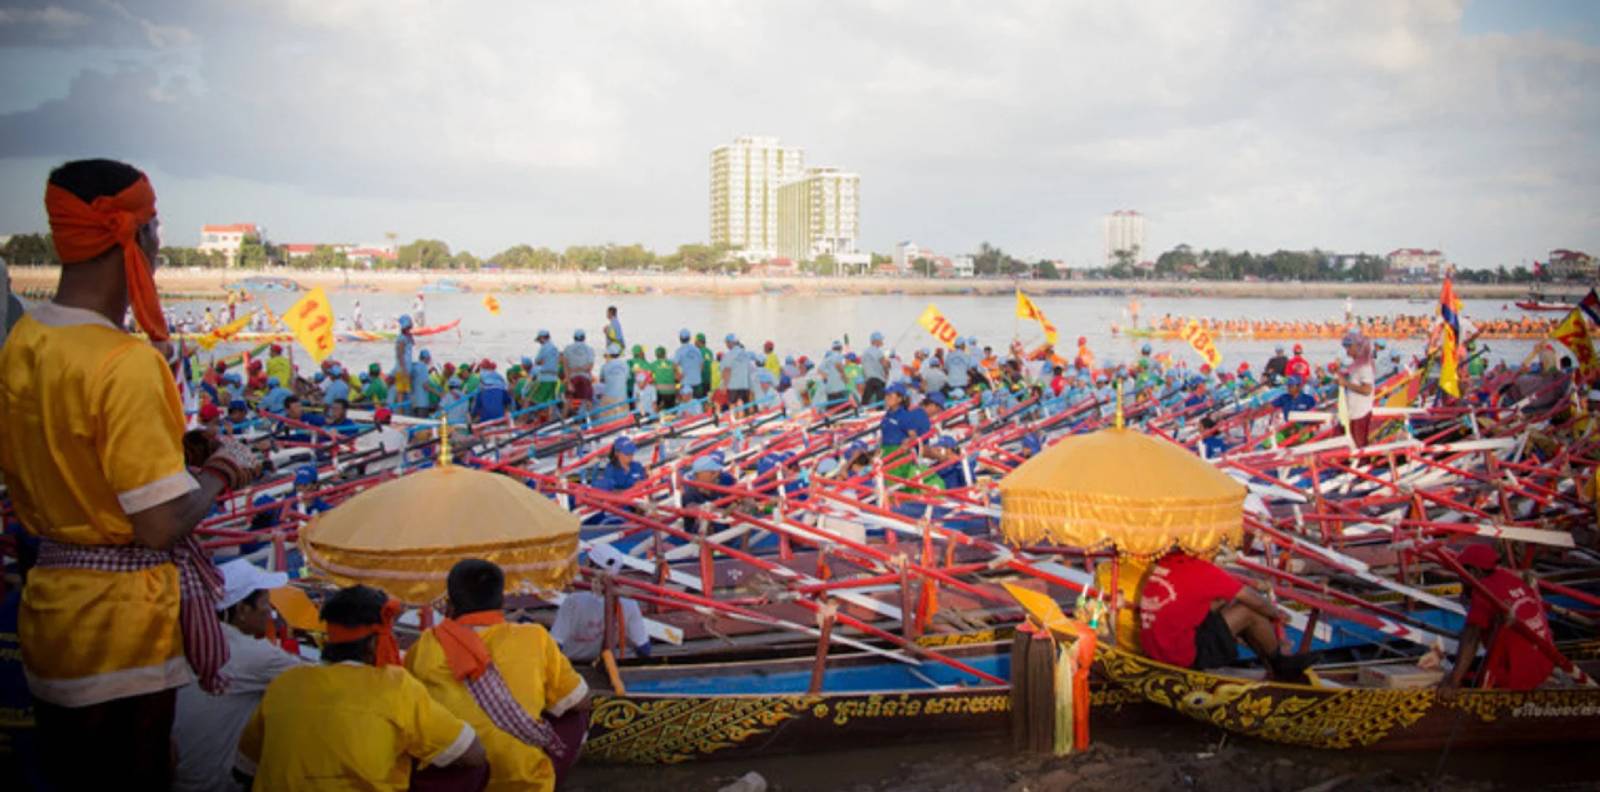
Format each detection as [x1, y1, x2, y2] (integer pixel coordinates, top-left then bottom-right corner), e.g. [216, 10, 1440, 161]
[404, 622, 587, 792]
[265, 354, 292, 388]
[238, 663, 475, 792]
[0, 304, 198, 706]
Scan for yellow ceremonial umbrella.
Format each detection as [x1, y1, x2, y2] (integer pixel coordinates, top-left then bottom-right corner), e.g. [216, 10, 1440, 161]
[998, 427, 1245, 559]
[301, 463, 579, 604]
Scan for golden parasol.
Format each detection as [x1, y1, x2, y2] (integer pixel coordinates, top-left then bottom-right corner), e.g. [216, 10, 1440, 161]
[301, 463, 579, 604]
[998, 427, 1245, 558]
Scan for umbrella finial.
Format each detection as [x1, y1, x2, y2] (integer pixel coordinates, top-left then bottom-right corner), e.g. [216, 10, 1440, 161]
[439, 416, 452, 467]
[1114, 381, 1124, 430]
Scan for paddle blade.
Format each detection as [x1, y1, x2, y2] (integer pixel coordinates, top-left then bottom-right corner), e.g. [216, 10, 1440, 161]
[1004, 582, 1069, 633]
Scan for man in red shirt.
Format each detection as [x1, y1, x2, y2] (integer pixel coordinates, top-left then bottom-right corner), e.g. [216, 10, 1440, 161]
[1284, 343, 1311, 383]
[1443, 544, 1555, 690]
[1138, 553, 1311, 680]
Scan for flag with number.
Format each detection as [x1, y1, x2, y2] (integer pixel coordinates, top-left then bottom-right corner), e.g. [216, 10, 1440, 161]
[197, 311, 252, 351]
[1178, 320, 1223, 368]
[917, 304, 961, 349]
[280, 287, 337, 364]
[1014, 289, 1059, 345]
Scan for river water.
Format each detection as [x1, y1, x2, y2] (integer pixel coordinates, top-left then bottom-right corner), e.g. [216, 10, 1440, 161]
[168, 291, 1543, 374]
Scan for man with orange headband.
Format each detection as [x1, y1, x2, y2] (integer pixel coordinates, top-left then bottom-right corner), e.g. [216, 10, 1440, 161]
[405, 559, 587, 792]
[237, 584, 487, 790]
[0, 159, 262, 789]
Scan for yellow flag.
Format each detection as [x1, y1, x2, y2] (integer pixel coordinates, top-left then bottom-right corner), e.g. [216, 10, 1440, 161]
[196, 311, 252, 351]
[482, 294, 501, 316]
[279, 287, 337, 364]
[1177, 320, 1223, 369]
[1551, 307, 1599, 378]
[917, 303, 961, 349]
[1015, 289, 1059, 345]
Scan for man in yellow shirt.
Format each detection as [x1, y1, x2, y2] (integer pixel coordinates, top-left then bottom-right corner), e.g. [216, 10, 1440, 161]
[406, 559, 589, 792]
[237, 585, 487, 790]
[0, 159, 262, 789]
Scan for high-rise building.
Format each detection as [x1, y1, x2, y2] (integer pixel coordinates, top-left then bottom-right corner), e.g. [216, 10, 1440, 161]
[710, 136, 804, 258]
[776, 167, 860, 263]
[1103, 210, 1146, 264]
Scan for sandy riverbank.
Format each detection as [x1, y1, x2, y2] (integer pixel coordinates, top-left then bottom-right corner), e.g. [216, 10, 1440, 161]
[7, 266, 1571, 301]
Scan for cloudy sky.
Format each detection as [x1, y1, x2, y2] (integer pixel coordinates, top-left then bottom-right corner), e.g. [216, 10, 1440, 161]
[1, 0, 1596, 268]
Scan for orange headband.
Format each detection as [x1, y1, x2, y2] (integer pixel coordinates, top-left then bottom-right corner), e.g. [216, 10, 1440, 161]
[323, 597, 403, 666]
[44, 175, 167, 340]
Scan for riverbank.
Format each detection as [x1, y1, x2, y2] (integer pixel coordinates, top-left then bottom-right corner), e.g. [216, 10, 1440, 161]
[6, 266, 1573, 301]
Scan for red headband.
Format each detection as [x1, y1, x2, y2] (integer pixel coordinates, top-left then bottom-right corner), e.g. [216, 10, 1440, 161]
[324, 597, 403, 666]
[44, 175, 166, 340]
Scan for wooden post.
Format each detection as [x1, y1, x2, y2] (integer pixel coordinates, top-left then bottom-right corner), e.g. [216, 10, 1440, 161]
[809, 602, 836, 695]
[1026, 632, 1056, 753]
[898, 564, 919, 641]
[1009, 630, 1031, 751]
[698, 520, 716, 595]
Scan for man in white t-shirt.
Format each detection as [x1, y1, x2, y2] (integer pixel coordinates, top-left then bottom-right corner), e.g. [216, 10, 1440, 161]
[551, 547, 651, 662]
[172, 561, 306, 792]
[1337, 331, 1376, 447]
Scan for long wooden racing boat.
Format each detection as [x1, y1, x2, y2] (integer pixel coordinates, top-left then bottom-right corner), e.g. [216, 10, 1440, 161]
[1095, 643, 1600, 751]
[578, 641, 1156, 764]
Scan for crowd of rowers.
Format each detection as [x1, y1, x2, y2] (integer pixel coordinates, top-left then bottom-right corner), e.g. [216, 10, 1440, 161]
[1136, 312, 1558, 340]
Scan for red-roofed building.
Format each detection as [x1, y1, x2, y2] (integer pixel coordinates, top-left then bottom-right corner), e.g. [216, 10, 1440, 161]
[749, 257, 798, 277]
[199, 223, 262, 267]
[1548, 249, 1596, 282]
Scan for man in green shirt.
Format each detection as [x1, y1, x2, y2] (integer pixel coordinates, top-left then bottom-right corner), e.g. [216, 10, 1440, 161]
[360, 364, 388, 404]
[648, 346, 678, 409]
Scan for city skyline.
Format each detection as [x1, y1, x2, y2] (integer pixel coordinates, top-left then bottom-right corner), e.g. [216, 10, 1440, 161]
[0, 2, 1596, 269]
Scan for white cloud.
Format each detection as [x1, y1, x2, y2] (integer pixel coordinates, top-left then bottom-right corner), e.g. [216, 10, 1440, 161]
[0, 0, 1595, 268]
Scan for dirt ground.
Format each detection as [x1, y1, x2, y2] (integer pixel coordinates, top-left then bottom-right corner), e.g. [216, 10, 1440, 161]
[565, 720, 1597, 792]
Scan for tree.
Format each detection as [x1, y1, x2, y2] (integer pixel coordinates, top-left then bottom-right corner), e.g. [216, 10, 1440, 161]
[290, 245, 349, 271]
[397, 239, 452, 270]
[158, 246, 225, 269]
[489, 244, 560, 270]
[238, 235, 272, 269]
[1036, 260, 1061, 280]
[607, 243, 656, 271]
[1, 233, 56, 266]
[1110, 248, 1137, 279]
[812, 253, 839, 276]
[870, 252, 892, 268]
[450, 250, 481, 271]
[912, 256, 937, 277]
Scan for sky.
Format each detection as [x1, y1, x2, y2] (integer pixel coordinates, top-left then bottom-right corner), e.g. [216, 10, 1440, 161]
[0, 0, 1596, 269]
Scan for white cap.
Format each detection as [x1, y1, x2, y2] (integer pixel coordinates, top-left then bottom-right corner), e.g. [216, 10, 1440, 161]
[588, 543, 626, 574]
[216, 559, 290, 611]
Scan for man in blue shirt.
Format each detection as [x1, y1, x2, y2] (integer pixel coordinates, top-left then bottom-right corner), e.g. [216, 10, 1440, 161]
[597, 343, 630, 418]
[594, 436, 646, 492]
[1273, 375, 1316, 419]
[322, 363, 350, 405]
[879, 384, 930, 452]
[722, 334, 753, 407]
[472, 361, 511, 423]
[861, 331, 889, 405]
[532, 329, 561, 412]
[409, 348, 434, 417]
[563, 329, 596, 413]
[946, 338, 971, 391]
[821, 341, 849, 404]
[604, 305, 625, 350]
[674, 329, 705, 399]
[260, 376, 294, 414]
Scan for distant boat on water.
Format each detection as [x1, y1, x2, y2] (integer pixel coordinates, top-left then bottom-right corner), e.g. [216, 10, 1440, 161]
[228, 275, 303, 293]
[420, 278, 472, 294]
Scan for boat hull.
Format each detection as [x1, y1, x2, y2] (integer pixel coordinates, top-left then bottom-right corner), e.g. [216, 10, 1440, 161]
[1097, 644, 1600, 751]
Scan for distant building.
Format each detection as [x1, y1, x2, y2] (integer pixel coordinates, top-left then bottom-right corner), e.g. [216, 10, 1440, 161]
[893, 241, 922, 273]
[1104, 210, 1145, 265]
[1385, 248, 1445, 282]
[199, 223, 260, 267]
[710, 136, 805, 259]
[346, 247, 398, 268]
[952, 255, 976, 279]
[776, 167, 861, 264]
[749, 257, 799, 277]
[281, 243, 355, 261]
[1547, 249, 1597, 282]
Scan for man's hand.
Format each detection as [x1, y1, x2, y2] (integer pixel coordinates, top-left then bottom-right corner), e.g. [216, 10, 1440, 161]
[204, 434, 263, 490]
